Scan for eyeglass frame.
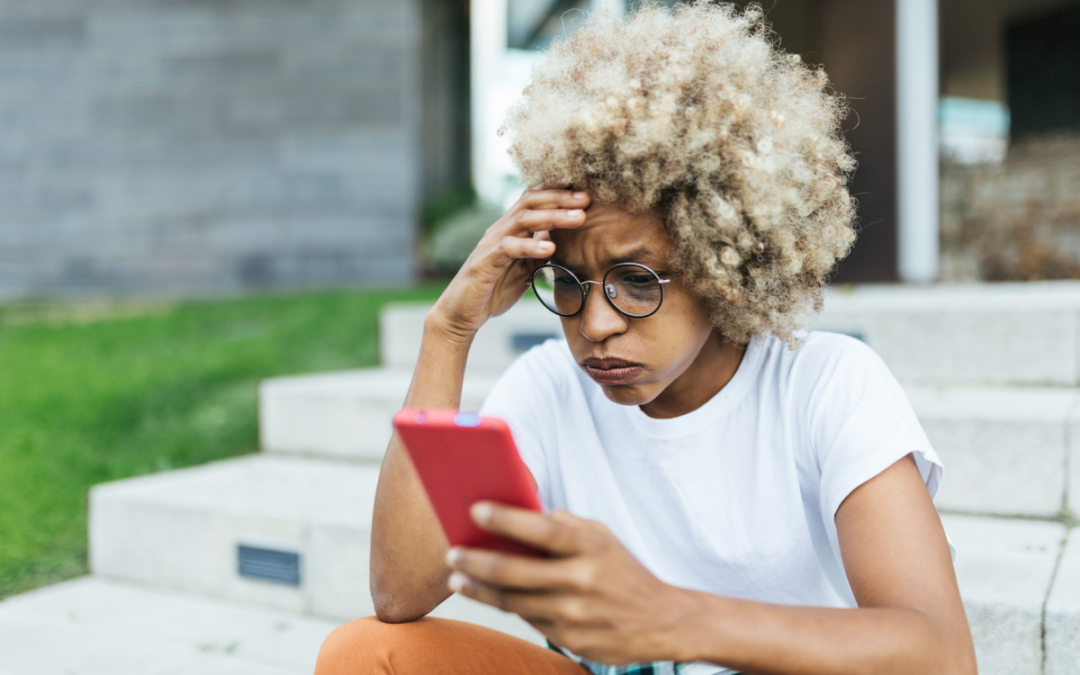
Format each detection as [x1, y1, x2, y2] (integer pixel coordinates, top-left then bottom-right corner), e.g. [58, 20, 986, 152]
[528, 261, 675, 319]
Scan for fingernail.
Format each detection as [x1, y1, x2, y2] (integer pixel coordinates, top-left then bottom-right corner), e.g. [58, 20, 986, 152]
[445, 548, 462, 566]
[574, 192, 587, 199]
[448, 572, 468, 592]
[539, 241, 555, 252]
[471, 502, 495, 524]
[566, 209, 582, 217]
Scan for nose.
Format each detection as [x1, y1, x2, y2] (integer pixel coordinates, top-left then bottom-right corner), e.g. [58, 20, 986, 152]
[576, 281, 628, 342]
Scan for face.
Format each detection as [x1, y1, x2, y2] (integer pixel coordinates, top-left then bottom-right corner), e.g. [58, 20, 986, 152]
[547, 203, 734, 416]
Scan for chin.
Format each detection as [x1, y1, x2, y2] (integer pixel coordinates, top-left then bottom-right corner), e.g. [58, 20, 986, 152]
[598, 383, 655, 407]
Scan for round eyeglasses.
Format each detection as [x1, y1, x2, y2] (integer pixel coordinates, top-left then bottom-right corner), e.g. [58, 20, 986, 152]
[529, 262, 673, 319]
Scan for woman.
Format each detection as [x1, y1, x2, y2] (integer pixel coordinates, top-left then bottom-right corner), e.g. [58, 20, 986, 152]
[317, 3, 976, 673]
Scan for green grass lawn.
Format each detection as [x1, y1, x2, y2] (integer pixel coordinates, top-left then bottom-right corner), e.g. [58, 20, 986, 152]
[0, 283, 446, 600]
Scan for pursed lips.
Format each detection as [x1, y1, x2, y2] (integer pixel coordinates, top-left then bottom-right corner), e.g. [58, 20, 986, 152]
[580, 357, 643, 384]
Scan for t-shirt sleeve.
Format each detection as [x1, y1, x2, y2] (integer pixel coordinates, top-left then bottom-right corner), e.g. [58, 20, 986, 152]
[794, 334, 944, 559]
[479, 340, 565, 508]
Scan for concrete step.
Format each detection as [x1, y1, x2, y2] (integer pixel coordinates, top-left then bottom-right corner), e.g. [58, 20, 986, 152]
[379, 281, 1080, 386]
[88, 454, 543, 645]
[379, 298, 561, 373]
[259, 368, 500, 461]
[0, 576, 340, 675]
[943, 513, 1069, 675]
[86, 455, 1074, 674]
[257, 298, 559, 462]
[814, 281, 1080, 387]
[1046, 533, 1080, 675]
[909, 386, 1080, 518]
[259, 363, 1080, 519]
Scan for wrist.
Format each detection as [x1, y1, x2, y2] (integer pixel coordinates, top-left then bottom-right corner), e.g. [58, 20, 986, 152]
[660, 588, 732, 663]
[423, 308, 477, 348]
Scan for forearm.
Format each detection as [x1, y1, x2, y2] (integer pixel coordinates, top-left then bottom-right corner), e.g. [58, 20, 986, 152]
[668, 589, 973, 675]
[369, 185, 584, 621]
[369, 312, 473, 622]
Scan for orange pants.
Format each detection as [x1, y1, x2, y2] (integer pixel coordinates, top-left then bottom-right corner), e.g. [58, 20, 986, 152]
[315, 616, 588, 674]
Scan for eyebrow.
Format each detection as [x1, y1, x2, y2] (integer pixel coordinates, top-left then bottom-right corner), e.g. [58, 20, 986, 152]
[552, 247, 659, 271]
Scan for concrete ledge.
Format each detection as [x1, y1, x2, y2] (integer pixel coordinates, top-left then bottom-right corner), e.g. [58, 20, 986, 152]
[1044, 533, 1080, 674]
[379, 300, 561, 372]
[816, 282, 1080, 386]
[382, 283, 1080, 386]
[259, 369, 499, 461]
[88, 455, 542, 644]
[87, 457, 1080, 672]
[909, 387, 1079, 518]
[258, 368, 1080, 519]
[943, 514, 1066, 675]
[0, 576, 339, 675]
[90, 455, 377, 615]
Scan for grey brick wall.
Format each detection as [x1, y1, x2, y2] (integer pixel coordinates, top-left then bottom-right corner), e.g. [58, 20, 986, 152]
[0, 0, 425, 296]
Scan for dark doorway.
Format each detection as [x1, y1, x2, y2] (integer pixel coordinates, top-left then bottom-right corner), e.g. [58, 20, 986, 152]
[1007, 4, 1080, 140]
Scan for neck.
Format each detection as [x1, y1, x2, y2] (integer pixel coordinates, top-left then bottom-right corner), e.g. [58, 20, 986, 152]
[638, 331, 746, 419]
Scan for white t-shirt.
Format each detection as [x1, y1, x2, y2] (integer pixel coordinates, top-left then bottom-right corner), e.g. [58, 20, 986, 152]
[480, 331, 943, 613]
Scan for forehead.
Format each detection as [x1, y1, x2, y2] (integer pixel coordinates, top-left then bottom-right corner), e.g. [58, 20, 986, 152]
[549, 203, 670, 268]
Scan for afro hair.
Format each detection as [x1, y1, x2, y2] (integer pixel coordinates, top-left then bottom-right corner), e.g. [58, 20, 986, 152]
[502, 1, 858, 344]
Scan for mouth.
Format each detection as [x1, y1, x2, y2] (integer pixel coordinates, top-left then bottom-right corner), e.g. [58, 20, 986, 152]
[580, 357, 644, 385]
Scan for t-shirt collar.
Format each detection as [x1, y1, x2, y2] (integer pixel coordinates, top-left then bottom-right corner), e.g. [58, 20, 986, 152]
[624, 337, 765, 440]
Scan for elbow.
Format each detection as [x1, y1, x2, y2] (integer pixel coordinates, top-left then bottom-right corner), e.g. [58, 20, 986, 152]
[372, 591, 429, 624]
[370, 572, 439, 624]
[369, 553, 448, 624]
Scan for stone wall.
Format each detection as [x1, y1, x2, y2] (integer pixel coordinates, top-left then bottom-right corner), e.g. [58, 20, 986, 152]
[940, 135, 1080, 282]
[0, 0, 426, 297]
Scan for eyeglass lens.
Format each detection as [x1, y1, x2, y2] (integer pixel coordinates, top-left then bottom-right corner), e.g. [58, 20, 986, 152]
[532, 264, 663, 317]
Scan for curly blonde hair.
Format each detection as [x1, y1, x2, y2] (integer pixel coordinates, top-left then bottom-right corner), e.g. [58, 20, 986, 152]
[502, 2, 857, 344]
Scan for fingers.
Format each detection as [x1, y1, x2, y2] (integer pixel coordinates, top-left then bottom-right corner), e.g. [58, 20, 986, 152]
[516, 187, 590, 213]
[470, 503, 585, 556]
[449, 573, 601, 635]
[448, 573, 567, 620]
[497, 188, 589, 236]
[548, 510, 592, 527]
[487, 235, 555, 264]
[446, 547, 579, 591]
[475, 188, 587, 269]
[505, 206, 586, 236]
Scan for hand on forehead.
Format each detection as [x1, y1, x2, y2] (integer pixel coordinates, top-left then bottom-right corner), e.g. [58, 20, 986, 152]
[548, 203, 670, 274]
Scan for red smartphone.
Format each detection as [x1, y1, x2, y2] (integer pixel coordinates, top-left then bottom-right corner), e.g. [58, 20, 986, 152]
[392, 408, 545, 557]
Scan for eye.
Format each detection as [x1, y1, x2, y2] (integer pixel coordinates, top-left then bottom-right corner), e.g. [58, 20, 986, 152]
[551, 272, 578, 288]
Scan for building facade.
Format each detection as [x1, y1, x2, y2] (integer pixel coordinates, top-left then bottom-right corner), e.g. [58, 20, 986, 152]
[0, 0, 469, 297]
[475, 0, 1080, 283]
[3, 0, 1075, 295]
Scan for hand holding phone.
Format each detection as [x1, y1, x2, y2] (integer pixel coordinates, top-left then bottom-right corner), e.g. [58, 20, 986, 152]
[392, 409, 544, 557]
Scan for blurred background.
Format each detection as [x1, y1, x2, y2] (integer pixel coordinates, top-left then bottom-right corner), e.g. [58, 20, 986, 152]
[0, 0, 1077, 298]
[0, 0, 1079, 673]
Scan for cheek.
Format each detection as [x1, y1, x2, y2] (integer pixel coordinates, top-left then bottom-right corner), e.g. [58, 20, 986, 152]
[657, 299, 713, 358]
[630, 324, 707, 384]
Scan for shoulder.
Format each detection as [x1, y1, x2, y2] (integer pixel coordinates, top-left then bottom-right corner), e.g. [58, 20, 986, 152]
[795, 331, 886, 376]
[755, 330, 887, 388]
[753, 331, 908, 440]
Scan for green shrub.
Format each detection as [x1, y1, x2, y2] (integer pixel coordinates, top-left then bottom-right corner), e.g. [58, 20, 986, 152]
[427, 201, 506, 275]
